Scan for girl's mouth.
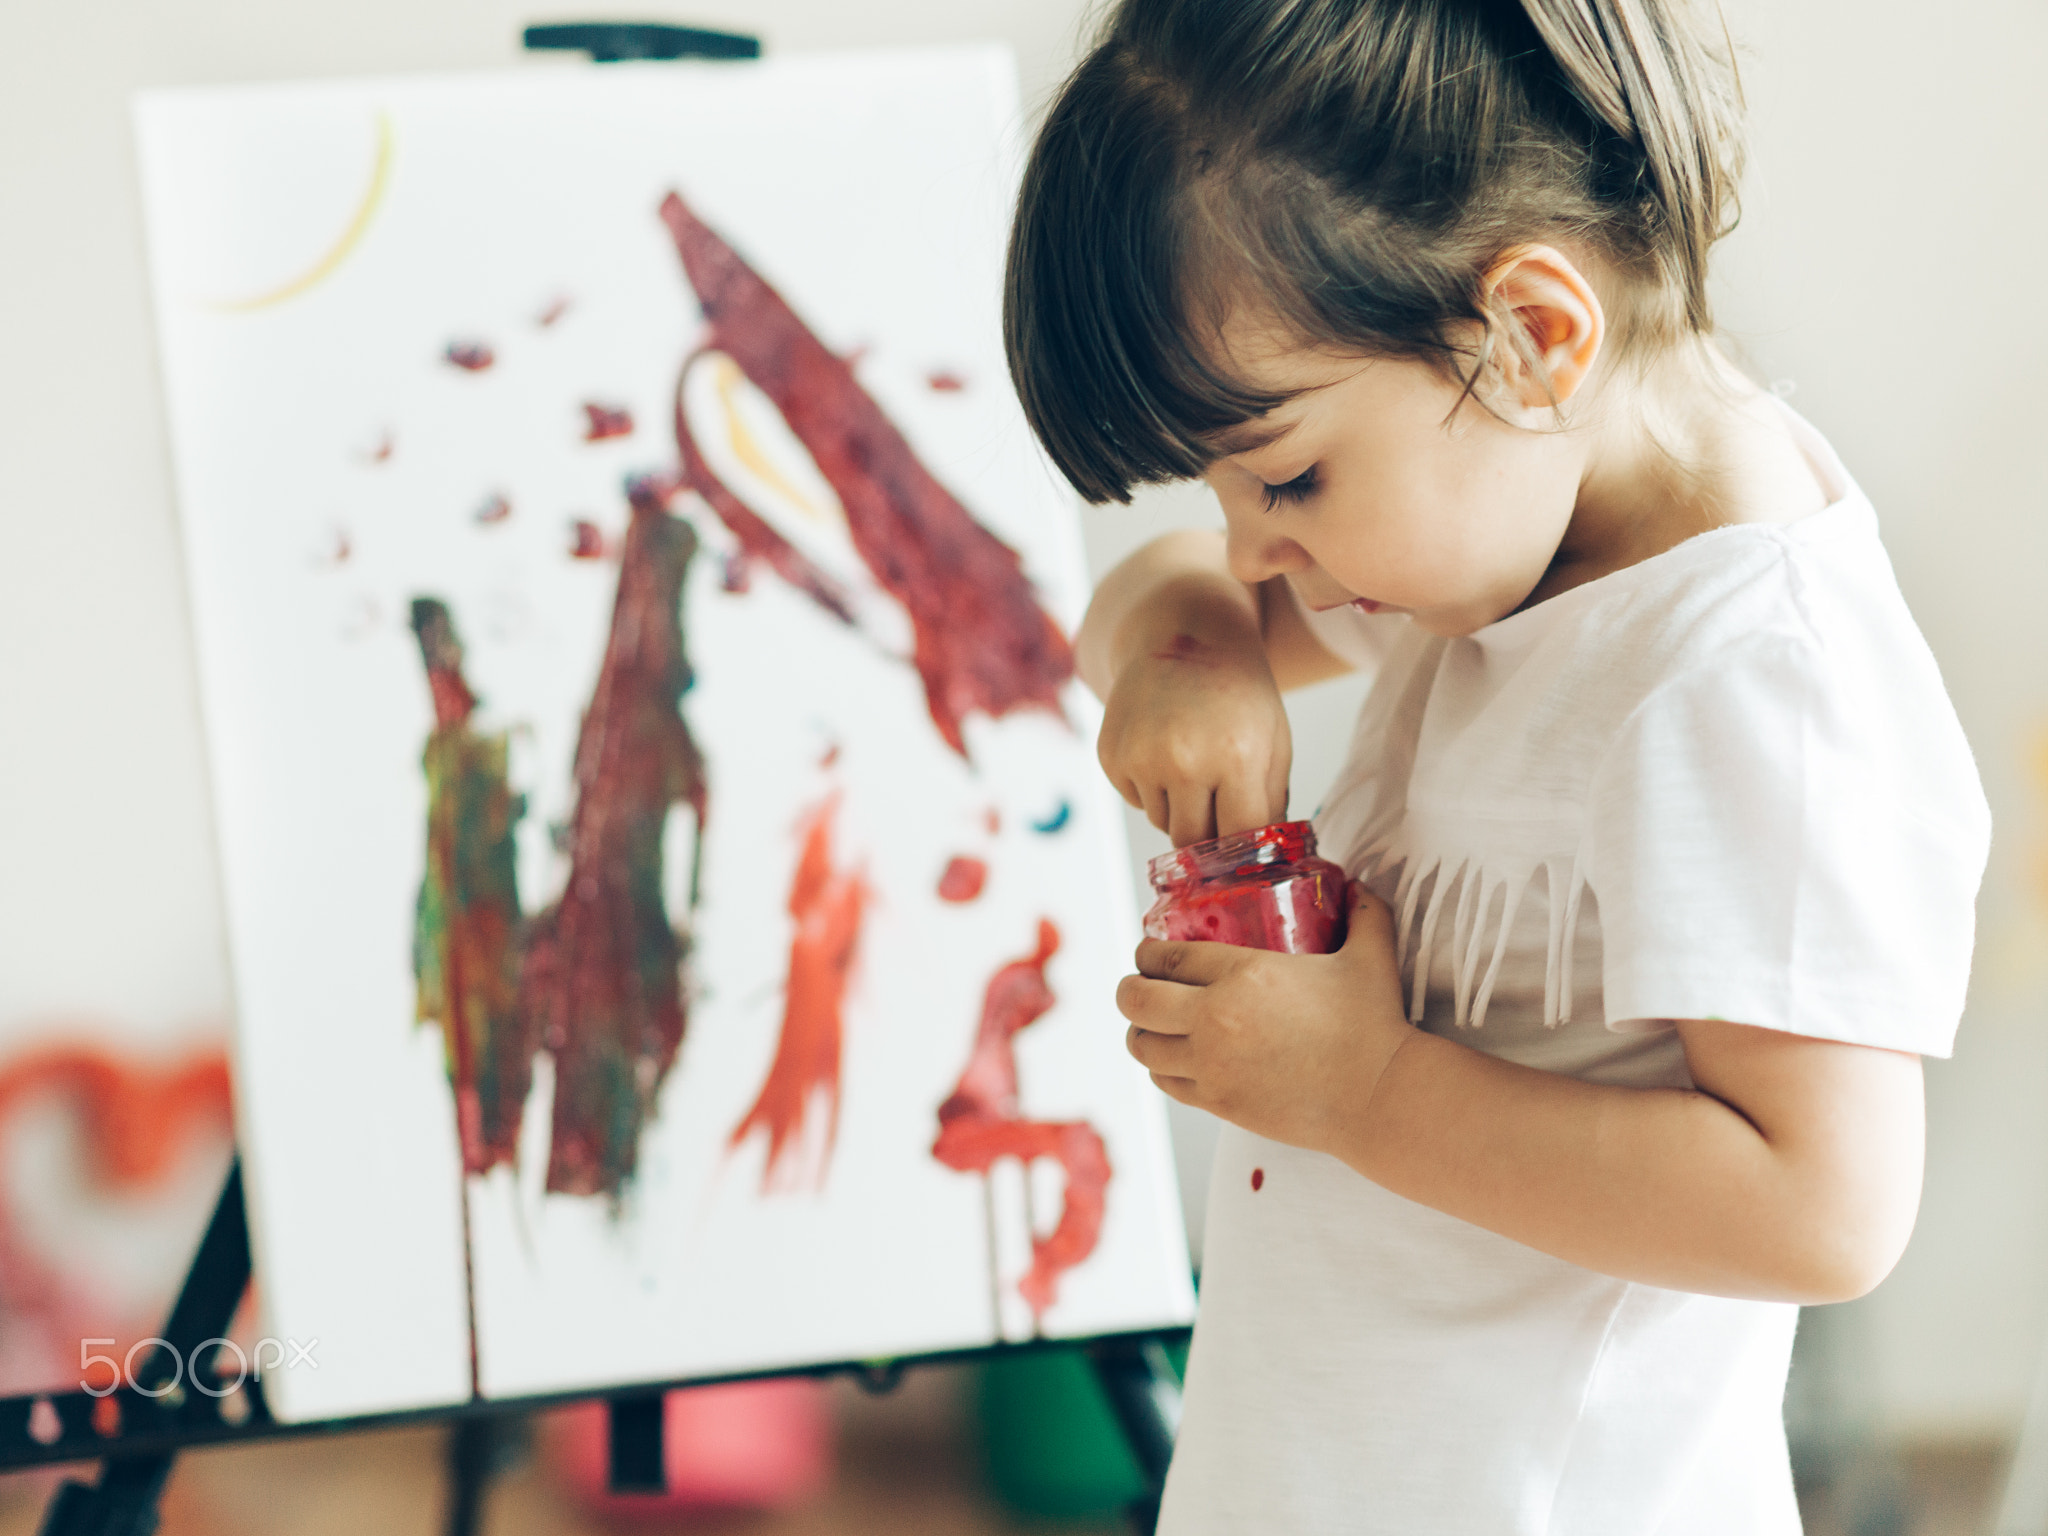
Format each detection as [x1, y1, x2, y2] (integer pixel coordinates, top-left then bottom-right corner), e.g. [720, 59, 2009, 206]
[1351, 598, 1383, 615]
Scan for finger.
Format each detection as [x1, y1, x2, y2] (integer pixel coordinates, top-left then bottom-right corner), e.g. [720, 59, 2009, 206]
[1126, 1023, 1195, 1075]
[1213, 772, 1281, 839]
[1115, 974, 1199, 1033]
[1148, 1071, 1201, 1106]
[1143, 783, 1172, 835]
[1338, 881, 1395, 953]
[1133, 937, 1241, 986]
[1166, 786, 1217, 849]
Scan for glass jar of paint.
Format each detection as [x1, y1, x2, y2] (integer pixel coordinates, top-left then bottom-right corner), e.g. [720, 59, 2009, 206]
[1143, 820, 1348, 955]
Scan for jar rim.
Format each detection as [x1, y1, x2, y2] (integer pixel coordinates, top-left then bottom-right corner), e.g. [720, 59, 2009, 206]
[1146, 820, 1320, 888]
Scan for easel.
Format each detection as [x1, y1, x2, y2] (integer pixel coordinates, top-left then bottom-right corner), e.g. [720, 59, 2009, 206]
[9, 23, 1188, 1534]
[7, 1157, 1183, 1535]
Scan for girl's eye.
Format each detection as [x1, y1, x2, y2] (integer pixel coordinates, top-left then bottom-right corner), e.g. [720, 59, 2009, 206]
[1259, 466, 1318, 512]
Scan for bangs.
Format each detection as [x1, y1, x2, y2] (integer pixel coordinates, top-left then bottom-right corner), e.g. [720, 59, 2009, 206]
[1002, 49, 1288, 506]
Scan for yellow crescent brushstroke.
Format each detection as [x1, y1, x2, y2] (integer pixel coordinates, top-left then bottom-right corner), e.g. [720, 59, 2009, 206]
[210, 111, 393, 313]
[712, 354, 828, 523]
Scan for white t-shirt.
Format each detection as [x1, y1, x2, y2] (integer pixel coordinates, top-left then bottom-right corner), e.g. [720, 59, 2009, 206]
[1157, 408, 1989, 1535]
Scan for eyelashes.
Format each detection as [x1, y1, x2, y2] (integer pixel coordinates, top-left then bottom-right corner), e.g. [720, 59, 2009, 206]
[1260, 465, 1318, 512]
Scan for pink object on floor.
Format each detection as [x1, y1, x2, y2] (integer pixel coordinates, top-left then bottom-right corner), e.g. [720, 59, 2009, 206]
[541, 1377, 834, 1516]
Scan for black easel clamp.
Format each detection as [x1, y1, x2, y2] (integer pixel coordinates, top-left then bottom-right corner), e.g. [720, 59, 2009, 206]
[606, 1393, 666, 1493]
[522, 22, 761, 62]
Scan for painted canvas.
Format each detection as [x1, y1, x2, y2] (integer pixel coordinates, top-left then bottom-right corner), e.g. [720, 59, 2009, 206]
[133, 49, 1194, 1424]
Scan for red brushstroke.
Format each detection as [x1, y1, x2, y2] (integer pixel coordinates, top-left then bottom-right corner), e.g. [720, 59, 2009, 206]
[932, 921, 1110, 1315]
[937, 856, 987, 903]
[360, 430, 395, 464]
[474, 492, 511, 525]
[520, 480, 709, 1198]
[568, 519, 609, 560]
[926, 370, 967, 393]
[1251, 1167, 1264, 1192]
[660, 191, 1074, 756]
[729, 794, 871, 1191]
[445, 340, 495, 372]
[537, 294, 572, 328]
[985, 808, 1001, 835]
[582, 402, 635, 442]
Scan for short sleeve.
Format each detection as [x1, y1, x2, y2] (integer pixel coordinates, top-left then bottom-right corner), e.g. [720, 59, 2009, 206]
[1584, 618, 1989, 1057]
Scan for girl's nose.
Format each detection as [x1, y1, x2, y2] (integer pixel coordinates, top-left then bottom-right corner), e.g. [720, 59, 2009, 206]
[1223, 516, 1313, 586]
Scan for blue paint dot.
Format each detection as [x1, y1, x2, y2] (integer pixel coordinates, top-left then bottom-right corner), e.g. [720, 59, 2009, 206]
[1030, 799, 1072, 835]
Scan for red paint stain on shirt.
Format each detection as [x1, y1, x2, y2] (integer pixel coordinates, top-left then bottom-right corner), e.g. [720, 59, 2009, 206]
[474, 493, 511, 525]
[1251, 1167, 1265, 1192]
[568, 520, 609, 560]
[931, 921, 1111, 1315]
[937, 856, 988, 903]
[730, 794, 871, 1191]
[926, 370, 967, 393]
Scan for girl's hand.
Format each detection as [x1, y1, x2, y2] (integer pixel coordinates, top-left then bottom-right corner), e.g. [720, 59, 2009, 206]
[1097, 626, 1292, 848]
[1115, 884, 1412, 1153]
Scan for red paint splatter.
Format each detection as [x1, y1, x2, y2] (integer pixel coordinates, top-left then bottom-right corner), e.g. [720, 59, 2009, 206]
[931, 921, 1110, 1315]
[582, 402, 635, 442]
[359, 430, 395, 464]
[661, 192, 1074, 757]
[521, 481, 710, 1198]
[1250, 1167, 1264, 1192]
[985, 808, 1001, 835]
[537, 294, 572, 328]
[474, 492, 511, 525]
[926, 369, 967, 393]
[819, 744, 840, 769]
[1151, 632, 1224, 666]
[729, 794, 870, 1191]
[568, 519, 609, 560]
[316, 527, 352, 567]
[937, 856, 988, 903]
[719, 551, 753, 593]
[445, 340, 495, 372]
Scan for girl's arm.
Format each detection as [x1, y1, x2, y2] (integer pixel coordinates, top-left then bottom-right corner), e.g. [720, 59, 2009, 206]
[1077, 528, 1355, 697]
[1120, 893, 1925, 1304]
[1077, 530, 1355, 845]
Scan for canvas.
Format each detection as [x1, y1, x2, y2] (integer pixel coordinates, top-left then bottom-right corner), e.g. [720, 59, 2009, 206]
[133, 49, 1194, 1423]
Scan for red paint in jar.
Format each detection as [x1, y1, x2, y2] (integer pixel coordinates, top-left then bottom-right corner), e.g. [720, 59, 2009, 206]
[1143, 820, 1347, 955]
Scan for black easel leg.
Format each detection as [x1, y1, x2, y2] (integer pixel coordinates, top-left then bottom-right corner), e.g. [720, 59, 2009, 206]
[1088, 1336, 1183, 1535]
[37, 1160, 252, 1536]
[444, 1416, 498, 1536]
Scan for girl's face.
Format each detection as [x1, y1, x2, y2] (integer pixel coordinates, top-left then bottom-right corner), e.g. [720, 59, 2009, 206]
[1200, 327, 1590, 637]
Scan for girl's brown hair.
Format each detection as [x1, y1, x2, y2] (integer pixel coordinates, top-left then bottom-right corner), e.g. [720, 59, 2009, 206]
[1004, 0, 1745, 503]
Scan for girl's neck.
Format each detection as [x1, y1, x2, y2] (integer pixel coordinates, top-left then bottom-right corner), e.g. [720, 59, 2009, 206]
[1526, 342, 1830, 609]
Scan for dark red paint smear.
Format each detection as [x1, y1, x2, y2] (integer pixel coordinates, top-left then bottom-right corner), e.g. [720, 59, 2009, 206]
[931, 921, 1111, 1315]
[1251, 1167, 1265, 1192]
[474, 493, 511, 525]
[926, 370, 966, 393]
[937, 856, 987, 903]
[520, 480, 710, 1199]
[729, 794, 871, 1190]
[569, 520, 609, 560]
[445, 340, 495, 372]
[660, 191, 1074, 757]
[582, 403, 634, 442]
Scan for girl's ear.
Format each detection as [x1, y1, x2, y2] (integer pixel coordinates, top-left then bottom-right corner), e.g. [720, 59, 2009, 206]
[1481, 246, 1606, 411]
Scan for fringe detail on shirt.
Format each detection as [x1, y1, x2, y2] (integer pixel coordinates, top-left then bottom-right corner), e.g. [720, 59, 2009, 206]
[1373, 843, 1587, 1030]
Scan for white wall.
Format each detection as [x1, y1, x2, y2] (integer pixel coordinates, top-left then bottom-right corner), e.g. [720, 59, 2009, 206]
[2, 0, 2041, 1437]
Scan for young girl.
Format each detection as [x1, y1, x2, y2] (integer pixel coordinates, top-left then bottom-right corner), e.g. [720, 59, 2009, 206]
[1004, 0, 1989, 1530]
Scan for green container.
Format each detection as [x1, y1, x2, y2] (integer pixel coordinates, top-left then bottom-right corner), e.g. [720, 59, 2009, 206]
[975, 1343, 1187, 1519]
